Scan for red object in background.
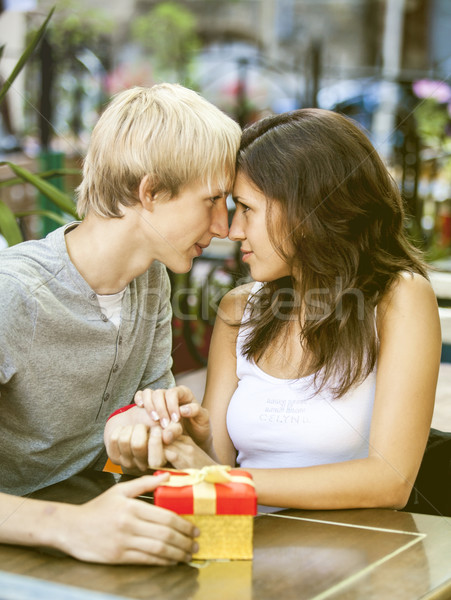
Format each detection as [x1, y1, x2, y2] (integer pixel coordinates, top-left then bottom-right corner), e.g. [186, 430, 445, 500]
[440, 210, 451, 247]
[171, 319, 213, 375]
[171, 330, 205, 374]
[154, 470, 257, 515]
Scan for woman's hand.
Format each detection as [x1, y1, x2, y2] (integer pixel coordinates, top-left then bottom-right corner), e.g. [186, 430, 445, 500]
[62, 473, 199, 565]
[164, 435, 218, 470]
[105, 386, 214, 473]
[135, 387, 212, 450]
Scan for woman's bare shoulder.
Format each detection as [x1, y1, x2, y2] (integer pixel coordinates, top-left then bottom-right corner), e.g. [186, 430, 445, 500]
[217, 282, 256, 324]
[382, 271, 436, 307]
[377, 271, 439, 330]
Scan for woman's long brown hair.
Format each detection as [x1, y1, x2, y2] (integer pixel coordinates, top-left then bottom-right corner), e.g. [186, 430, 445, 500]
[237, 109, 428, 398]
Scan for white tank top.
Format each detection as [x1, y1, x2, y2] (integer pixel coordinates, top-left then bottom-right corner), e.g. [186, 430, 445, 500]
[226, 284, 376, 470]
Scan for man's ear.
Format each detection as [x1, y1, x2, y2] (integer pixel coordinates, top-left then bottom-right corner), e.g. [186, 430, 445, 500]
[138, 175, 157, 212]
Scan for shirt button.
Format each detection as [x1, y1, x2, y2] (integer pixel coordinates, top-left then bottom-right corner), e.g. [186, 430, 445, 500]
[103, 393, 110, 402]
[118, 336, 123, 345]
[89, 292, 96, 300]
[101, 314, 108, 322]
[112, 364, 119, 373]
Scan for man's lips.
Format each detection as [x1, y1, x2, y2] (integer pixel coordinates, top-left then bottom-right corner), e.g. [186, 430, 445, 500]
[194, 243, 209, 256]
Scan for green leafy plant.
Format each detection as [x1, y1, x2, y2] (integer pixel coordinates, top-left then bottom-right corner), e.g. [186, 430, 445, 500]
[132, 1, 200, 87]
[0, 8, 53, 106]
[0, 7, 79, 246]
[24, 0, 112, 141]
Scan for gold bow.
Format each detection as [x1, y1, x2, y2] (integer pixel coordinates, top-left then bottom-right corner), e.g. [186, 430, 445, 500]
[158, 465, 255, 515]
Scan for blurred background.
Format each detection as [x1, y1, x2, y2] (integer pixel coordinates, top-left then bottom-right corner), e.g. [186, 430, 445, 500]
[0, 0, 451, 374]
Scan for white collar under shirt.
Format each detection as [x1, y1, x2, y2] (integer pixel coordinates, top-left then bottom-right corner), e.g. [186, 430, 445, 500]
[96, 288, 126, 329]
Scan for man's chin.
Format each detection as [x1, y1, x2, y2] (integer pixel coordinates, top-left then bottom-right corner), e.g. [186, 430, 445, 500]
[169, 259, 193, 274]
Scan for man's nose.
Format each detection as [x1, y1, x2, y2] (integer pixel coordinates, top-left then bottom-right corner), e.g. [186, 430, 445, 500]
[210, 203, 229, 239]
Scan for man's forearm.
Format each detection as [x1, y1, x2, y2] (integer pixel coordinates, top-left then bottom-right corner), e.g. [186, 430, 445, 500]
[0, 491, 73, 551]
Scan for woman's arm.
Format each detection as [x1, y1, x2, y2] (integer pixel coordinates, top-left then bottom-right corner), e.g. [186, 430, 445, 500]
[243, 273, 441, 509]
[202, 284, 254, 466]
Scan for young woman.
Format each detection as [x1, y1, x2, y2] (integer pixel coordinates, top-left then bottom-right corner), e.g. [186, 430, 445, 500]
[107, 108, 441, 511]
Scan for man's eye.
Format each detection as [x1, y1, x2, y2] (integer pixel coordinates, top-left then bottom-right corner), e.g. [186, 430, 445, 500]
[210, 196, 221, 205]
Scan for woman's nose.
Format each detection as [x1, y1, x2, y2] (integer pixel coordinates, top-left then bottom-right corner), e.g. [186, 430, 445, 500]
[228, 212, 244, 241]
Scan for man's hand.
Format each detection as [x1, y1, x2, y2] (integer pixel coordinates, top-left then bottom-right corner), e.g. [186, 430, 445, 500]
[62, 473, 199, 565]
[105, 404, 173, 473]
[107, 423, 162, 472]
[104, 386, 214, 473]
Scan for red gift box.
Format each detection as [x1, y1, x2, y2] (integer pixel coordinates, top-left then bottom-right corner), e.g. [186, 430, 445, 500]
[153, 466, 257, 560]
[154, 468, 257, 515]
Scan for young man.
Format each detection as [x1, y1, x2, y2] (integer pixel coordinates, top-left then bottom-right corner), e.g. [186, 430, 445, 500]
[0, 84, 241, 564]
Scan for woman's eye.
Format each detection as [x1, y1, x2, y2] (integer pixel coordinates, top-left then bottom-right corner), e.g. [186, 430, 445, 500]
[232, 199, 250, 214]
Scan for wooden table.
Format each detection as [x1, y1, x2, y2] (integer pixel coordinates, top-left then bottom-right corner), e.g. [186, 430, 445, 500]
[1, 471, 451, 600]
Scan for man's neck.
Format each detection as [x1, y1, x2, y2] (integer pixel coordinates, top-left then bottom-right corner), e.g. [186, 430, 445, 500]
[64, 212, 153, 294]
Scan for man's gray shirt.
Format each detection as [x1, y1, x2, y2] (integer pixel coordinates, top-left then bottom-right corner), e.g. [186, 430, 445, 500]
[0, 225, 174, 495]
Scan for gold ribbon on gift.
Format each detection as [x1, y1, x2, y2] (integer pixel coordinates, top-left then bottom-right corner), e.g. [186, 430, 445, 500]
[158, 465, 255, 515]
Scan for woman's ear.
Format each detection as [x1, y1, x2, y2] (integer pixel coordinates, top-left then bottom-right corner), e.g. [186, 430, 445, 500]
[138, 175, 157, 212]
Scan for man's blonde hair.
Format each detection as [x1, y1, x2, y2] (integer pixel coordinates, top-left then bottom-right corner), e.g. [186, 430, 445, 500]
[76, 84, 241, 217]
